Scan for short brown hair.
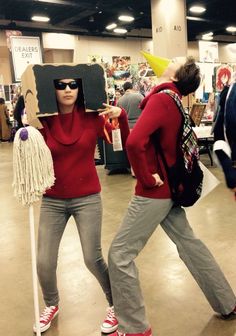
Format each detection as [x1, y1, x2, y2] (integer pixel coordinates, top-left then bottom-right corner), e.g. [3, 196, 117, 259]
[174, 57, 201, 96]
[123, 82, 133, 91]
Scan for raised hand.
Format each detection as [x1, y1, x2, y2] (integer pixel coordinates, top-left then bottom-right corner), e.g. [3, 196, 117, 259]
[99, 103, 122, 119]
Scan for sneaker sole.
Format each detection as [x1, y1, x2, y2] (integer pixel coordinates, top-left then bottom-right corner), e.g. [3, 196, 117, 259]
[101, 324, 118, 333]
[33, 310, 59, 333]
[220, 313, 236, 321]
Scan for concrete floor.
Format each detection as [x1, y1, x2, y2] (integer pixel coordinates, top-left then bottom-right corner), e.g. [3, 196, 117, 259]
[1, 141, 236, 336]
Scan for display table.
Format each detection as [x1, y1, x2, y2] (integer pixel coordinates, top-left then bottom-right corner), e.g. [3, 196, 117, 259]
[193, 125, 213, 139]
[193, 126, 214, 166]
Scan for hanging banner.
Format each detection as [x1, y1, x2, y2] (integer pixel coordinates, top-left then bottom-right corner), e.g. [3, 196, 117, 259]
[10, 36, 42, 82]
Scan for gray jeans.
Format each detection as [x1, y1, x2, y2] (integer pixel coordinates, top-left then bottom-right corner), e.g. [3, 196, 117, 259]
[108, 196, 236, 333]
[37, 193, 112, 307]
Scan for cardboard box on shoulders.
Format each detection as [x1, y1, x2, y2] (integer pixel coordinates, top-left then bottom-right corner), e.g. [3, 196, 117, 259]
[21, 63, 108, 128]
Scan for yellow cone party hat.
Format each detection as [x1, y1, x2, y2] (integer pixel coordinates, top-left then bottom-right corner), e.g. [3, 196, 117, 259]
[141, 51, 171, 77]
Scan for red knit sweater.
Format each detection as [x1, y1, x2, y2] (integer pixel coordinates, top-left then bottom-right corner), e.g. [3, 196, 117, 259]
[40, 106, 129, 198]
[126, 82, 182, 199]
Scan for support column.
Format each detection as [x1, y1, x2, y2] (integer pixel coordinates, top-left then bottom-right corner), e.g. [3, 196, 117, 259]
[151, 0, 187, 58]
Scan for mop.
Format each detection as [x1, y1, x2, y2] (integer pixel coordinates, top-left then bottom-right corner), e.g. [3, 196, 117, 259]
[12, 126, 55, 336]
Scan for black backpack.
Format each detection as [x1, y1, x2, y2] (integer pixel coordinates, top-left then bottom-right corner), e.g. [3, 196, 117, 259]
[154, 89, 203, 207]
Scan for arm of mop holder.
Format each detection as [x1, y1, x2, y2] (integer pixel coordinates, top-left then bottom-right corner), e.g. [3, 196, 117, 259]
[20, 127, 29, 141]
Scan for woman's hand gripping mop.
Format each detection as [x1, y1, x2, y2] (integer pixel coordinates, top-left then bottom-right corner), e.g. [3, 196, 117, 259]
[12, 126, 55, 336]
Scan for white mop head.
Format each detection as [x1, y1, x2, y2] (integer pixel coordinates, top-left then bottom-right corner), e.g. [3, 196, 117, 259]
[12, 126, 55, 206]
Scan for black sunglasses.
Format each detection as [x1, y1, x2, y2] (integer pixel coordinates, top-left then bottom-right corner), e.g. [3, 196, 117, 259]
[54, 80, 79, 90]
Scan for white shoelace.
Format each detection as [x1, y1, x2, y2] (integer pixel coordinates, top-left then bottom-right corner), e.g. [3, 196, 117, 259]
[40, 306, 55, 322]
[106, 307, 116, 322]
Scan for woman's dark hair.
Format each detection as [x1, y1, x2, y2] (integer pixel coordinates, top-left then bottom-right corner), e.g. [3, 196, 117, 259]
[0, 97, 5, 104]
[13, 95, 25, 129]
[174, 57, 201, 96]
[76, 79, 85, 109]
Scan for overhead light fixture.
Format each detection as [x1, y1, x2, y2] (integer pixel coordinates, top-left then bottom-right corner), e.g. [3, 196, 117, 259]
[113, 28, 127, 34]
[202, 34, 213, 40]
[31, 15, 50, 22]
[189, 6, 206, 14]
[118, 15, 134, 22]
[106, 23, 117, 30]
[226, 26, 236, 33]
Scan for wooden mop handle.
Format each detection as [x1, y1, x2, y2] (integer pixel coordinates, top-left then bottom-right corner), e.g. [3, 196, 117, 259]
[29, 204, 41, 336]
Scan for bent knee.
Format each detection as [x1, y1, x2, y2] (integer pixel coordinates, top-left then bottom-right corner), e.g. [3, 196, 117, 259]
[84, 255, 105, 271]
[108, 244, 126, 268]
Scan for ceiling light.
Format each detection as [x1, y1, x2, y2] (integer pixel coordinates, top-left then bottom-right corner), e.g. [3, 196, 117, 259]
[113, 28, 127, 34]
[118, 15, 134, 22]
[189, 6, 206, 14]
[31, 15, 50, 22]
[202, 34, 213, 40]
[226, 26, 236, 33]
[106, 23, 117, 30]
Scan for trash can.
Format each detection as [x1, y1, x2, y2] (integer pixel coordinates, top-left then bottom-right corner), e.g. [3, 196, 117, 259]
[103, 141, 130, 175]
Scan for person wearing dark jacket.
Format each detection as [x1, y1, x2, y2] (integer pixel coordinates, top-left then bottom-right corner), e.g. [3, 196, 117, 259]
[108, 57, 236, 336]
[0, 97, 11, 141]
[213, 80, 236, 191]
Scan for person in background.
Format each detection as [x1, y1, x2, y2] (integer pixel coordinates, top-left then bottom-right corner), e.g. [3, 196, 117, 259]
[117, 82, 143, 129]
[117, 82, 144, 176]
[213, 73, 236, 191]
[34, 78, 129, 334]
[108, 57, 236, 336]
[0, 97, 11, 141]
[113, 89, 122, 106]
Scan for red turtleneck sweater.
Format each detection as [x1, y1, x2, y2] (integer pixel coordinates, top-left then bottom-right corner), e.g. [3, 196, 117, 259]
[40, 107, 129, 198]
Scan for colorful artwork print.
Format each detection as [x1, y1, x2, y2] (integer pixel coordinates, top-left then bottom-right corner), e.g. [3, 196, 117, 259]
[111, 56, 131, 80]
[88, 55, 103, 63]
[215, 65, 233, 91]
[190, 103, 207, 126]
[137, 62, 155, 77]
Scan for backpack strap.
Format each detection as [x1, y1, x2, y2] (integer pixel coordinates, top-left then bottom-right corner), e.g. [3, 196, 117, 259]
[159, 89, 199, 172]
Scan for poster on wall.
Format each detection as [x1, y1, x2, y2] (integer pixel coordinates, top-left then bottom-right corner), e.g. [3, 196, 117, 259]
[189, 103, 206, 126]
[10, 36, 42, 82]
[105, 59, 158, 100]
[5, 30, 22, 50]
[111, 56, 131, 80]
[199, 41, 219, 63]
[88, 55, 103, 63]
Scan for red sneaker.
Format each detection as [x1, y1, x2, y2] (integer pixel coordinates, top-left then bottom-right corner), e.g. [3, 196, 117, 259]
[33, 305, 59, 333]
[221, 305, 236, 320]
[109, 327, 152, 336]
[101, 306, 118, 333]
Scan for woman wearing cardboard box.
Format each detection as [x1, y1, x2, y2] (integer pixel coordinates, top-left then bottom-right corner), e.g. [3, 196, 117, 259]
[34, 78, 129, 334]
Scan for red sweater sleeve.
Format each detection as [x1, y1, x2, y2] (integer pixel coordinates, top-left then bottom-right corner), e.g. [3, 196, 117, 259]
[126, 93, 175, 189]
[99, 108, 130, 146]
